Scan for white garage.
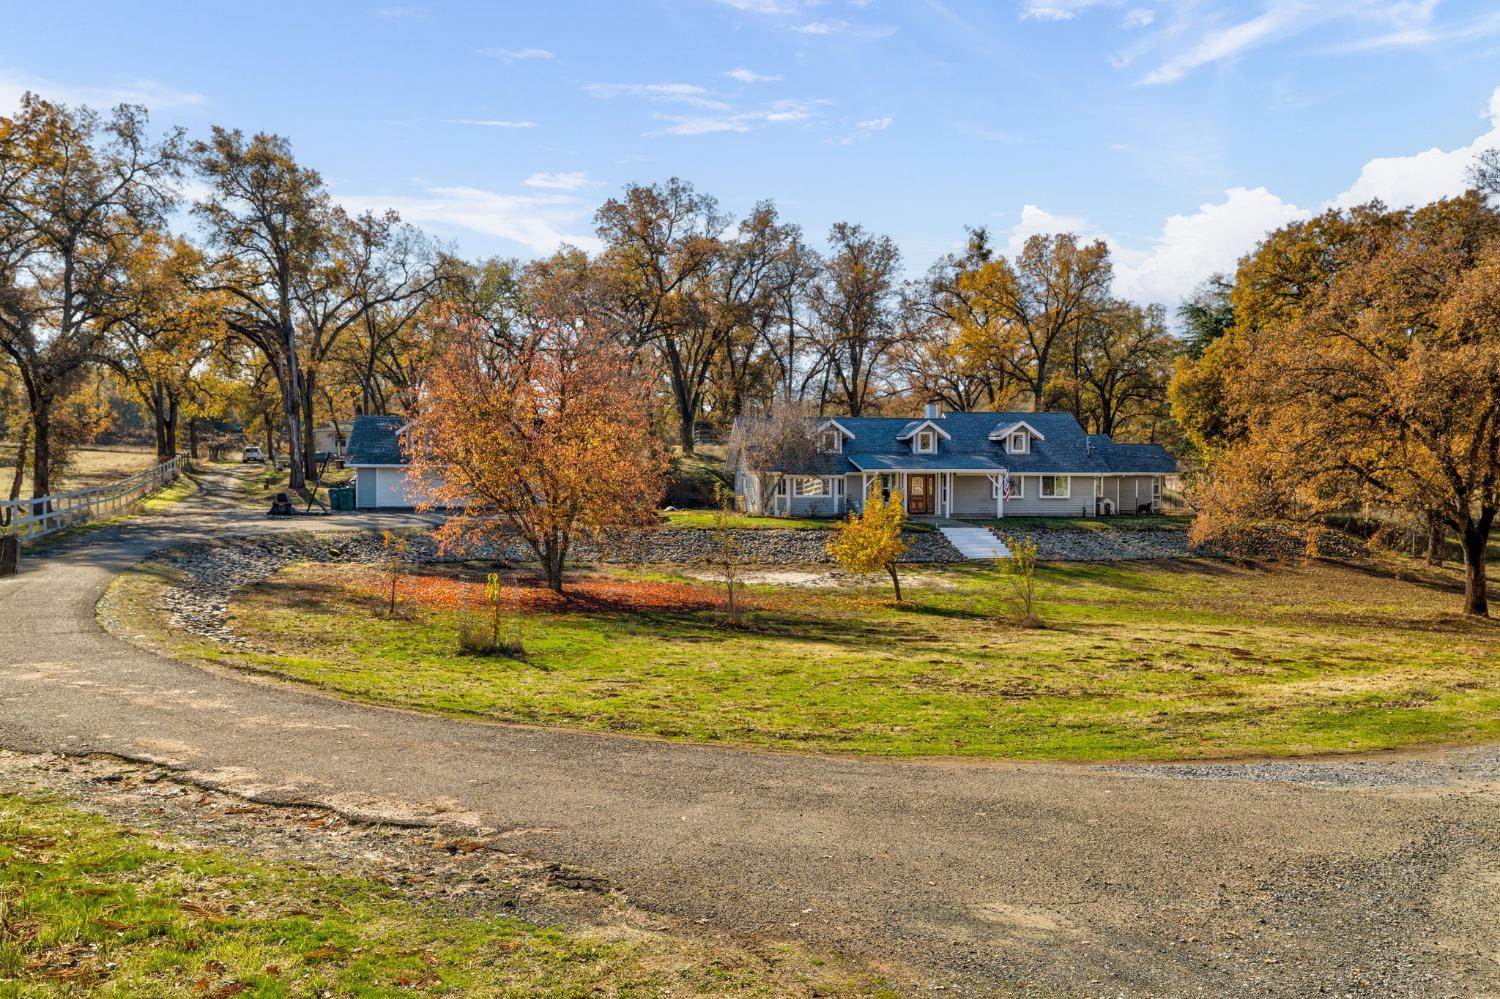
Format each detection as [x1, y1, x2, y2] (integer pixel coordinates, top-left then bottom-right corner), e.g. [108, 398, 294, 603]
[345, 414, 449, 510]
[354, 465, 425, 509]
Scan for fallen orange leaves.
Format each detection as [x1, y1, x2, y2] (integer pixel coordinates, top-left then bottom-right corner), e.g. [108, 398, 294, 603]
[352, 572, 729, 615]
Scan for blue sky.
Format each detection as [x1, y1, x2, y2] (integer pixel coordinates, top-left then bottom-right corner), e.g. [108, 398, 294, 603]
[4, 0, 1500, 305]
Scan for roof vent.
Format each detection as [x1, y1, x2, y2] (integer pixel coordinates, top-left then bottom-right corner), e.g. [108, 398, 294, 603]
[924, 402, 941, 419]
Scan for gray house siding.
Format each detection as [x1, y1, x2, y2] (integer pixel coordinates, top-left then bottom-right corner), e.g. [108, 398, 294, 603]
[951, 475, 997, 517]
[997, 475, 1097, 517]
[728, 410, 1177, 520]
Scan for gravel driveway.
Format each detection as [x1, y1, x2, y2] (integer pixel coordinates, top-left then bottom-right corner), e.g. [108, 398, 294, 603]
[0, 467, 1496, 997]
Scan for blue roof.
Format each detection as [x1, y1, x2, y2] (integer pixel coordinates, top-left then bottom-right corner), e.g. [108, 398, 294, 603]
[345, 414, 407, 466]
[766, 411, 1178, 476]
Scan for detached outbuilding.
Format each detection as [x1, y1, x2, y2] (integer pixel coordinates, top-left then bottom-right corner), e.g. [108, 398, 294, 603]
[344, 414, 435, 510]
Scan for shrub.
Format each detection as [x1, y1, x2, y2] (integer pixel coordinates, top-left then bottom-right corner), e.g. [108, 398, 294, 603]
[711, 484, 747, 624]
[998, 534, 1041, 628]
[456, 572, 526, 657]
[826, 487, 909, 600]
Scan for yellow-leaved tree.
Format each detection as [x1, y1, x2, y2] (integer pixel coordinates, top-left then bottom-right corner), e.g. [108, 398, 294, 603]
[826, 487, 910, 601]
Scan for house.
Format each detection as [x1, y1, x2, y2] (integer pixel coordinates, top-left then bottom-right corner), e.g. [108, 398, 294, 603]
[313, 420, 356, 457]
[344, 414, 440, 510]
[730, 405, 1178, 519]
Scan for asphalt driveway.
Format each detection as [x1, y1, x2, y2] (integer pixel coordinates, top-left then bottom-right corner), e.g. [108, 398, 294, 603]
[1, 466, 1496, 997]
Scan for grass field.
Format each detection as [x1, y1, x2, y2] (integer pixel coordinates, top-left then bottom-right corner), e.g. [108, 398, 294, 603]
[970, 515, 1192, 532]
[0, 792, 893, 998]
[660, 509, 838, 530]
[660, 509, 934, 532]
[112, 551, 1500, 763]
[0, 445, 160, 497]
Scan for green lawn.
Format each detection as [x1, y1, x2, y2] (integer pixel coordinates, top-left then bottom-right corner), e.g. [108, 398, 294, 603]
[0, 792, 894, 998]
[969, 515, 1192, 532]
[121, 553, 1500, 764]
[660, 510, 934, 532]
[661, 509, 837, 530]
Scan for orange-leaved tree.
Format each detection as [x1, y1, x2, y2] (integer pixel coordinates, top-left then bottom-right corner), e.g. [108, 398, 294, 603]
[826, 486, 910, 600]
[1190, 195, 1500, 617]
[408, 291, 667, 594]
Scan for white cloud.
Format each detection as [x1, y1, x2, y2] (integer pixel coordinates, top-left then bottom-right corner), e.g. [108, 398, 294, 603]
[446, 118, 536, 128]
[1002, 204, 1096, 256]
[795, 21, 836, 34]
[994, 84, 1500, 308]
[725, 67, 783, 83]
[1051, 1, 1480, 86]
[1020, 0, 1115, 21]
[1113, 187, 1309, 305]
[1331, 6, 1500, 51]
[523, 171, 590, 191]
[480, 47, 554, 62]
[828, 114, 895, 145]
[1329, 85, 1500, 209]
[338, 185, 599, 255]
[0, 66, 206, 113]
[716, 0, 802, 11]
[652, 99, 820, 136]
[584, 82, 729, 109]
[1140, 4, 1306, 85]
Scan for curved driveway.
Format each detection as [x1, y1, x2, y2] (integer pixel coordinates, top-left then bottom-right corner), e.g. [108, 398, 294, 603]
[1, 468, 1496, 997]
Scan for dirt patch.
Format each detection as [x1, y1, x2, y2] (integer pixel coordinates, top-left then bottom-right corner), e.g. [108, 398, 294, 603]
[0, 750, 898, 997]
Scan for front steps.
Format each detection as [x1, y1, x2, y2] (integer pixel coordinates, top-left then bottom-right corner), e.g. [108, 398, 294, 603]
[938, 526, 1012, 560]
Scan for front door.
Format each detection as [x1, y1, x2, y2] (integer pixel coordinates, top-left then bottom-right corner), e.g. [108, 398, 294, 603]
[908, 474, 935, 515]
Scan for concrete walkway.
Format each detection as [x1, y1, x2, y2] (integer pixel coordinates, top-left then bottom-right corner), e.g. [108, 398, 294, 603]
[0, 466, 1497, 996]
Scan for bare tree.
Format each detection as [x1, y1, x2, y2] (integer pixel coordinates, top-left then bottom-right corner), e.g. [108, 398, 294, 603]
[726, 396, 821, 515]
[808, 222, 903, 416]
[595, 178, 728, 452]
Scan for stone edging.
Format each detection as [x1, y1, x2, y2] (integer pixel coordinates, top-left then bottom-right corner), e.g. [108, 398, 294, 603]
[132, 527, 1226, 650]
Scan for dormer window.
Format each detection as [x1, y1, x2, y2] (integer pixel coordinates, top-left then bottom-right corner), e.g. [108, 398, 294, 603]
[1008, 431, 1029, 455]
[915, 430, 936, 454]
[817, 428, 841, 454]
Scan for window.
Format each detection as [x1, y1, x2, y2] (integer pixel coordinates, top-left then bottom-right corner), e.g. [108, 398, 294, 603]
[1039, 475, 1070, 499]
[817, 428, 841, 453]
[1094, 476, 1104, 496]
[915, 430, 936, 454]
[1008, 431, 1029, 454]
[792, 476, 827, 497]
[991, 475, 1023, 499]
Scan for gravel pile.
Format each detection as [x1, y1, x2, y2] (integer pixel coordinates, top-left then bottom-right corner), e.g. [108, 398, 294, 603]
[1026, 529, 1197, 561]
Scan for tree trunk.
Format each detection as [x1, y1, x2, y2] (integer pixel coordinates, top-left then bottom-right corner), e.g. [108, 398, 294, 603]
[188, 416, 200, 461]
[30, 403, 51, 501]
[7, 424, 29, 503]
[152, 390, 169, 459]
[1426, 516, 1444, 565]
[1460, 510, 1493, 617]
[164, 395, 179, 459]
[887, 563, 903, 602]
[545, 535, 567, 593]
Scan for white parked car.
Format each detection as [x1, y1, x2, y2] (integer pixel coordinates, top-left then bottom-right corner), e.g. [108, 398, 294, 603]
[241, 446, 266, 463]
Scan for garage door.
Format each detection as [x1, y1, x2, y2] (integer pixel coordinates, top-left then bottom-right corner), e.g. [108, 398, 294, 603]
[375, 468, 412, 508]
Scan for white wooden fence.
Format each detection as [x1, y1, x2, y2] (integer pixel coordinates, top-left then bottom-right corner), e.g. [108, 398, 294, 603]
[0, 455, 188, 541]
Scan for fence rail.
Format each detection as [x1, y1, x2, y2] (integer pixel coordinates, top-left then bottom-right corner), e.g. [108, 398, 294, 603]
[0, 456, 188, 541]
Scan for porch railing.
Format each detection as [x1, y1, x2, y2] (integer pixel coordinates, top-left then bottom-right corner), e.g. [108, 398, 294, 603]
[0, 455, 189, 541]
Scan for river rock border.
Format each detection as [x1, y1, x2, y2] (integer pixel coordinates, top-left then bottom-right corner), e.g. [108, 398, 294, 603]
[134, 526, 1227, 649]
